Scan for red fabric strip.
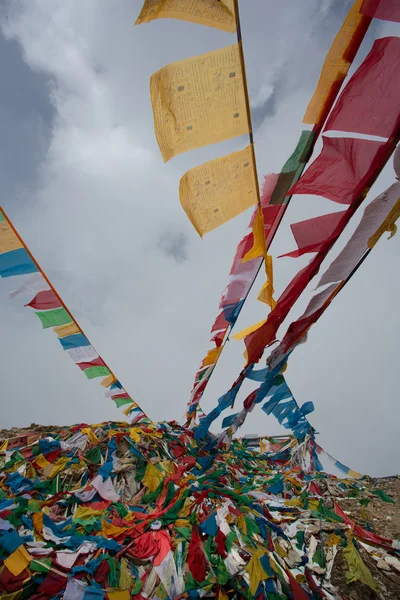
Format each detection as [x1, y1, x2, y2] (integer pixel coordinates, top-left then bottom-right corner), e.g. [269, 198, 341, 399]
[77, 357, 107, 371]
[279, 210, 347, 258]
[289, 136, 385, 205]
[325, 37, 400, 138]
[25, 289, 62, 310]
[361, 0, 400, 22]
[211, 311, 229, 333]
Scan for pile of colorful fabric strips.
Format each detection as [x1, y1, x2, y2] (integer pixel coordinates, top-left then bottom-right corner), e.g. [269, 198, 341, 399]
[0, 421, 398, 599]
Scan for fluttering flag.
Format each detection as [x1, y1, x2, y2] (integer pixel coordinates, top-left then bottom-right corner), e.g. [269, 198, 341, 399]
[318, 182, 400, 288]
[289, 136, 386, 205]
[269, 130, 315, 206]
[303, 0, 370, 125]
[25, 290, 62, 310]
[368, 196, 400, 247]
[279, 211, 347, 258]
[360, 0, 400, 22]
[324, 37, 400, 138]
[150, 44, 250, 162]
[0, 248, 38, 278]
[34, 308, 72, 329]
[0, 214, 23, 254]
[135, 0, 236, 33]
[9, 272, 48, 299]
[53, 322, 81, 338]
[179, 145, 258, 235]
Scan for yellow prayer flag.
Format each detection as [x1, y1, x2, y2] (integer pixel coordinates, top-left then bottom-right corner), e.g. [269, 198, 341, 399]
[201, 346, 223, 367]
[0, 591, 23, 600]
[4, 546, 31, 576]
[53, 322, 80, 338]
[106, 591, 131, 600]
[119, 558, 133, 590]
[347, 469, 363, 479]
[32, 512, 43, 536]
[0, 439, 8, 453]
[257, 255, 276, 309]
[142, 462, 164, 492]
[0, 219, 23, 255]
[368, 197, 400, 248]
[129, 428, 142, 443]
[150, 44, 250, 162]
[101, 374, 116, 388]
[81, 428, 100, 444]
[44, 457, 69, 479]
[135, 0, 236, 33]
[180, 145, 258, 236]
[243, 207, 265, 262]
[303, 0, 365, 125]
[34, 454, 51, 470]
[102, 520, 129, 538]
[232, 318, 268, 341]
[122, 402, 139, 416]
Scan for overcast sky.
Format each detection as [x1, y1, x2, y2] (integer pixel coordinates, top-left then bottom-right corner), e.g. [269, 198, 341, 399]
[0, 1, 398, 476]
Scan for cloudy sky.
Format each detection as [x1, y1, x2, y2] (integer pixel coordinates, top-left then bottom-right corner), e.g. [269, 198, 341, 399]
[0, 1, 398, 476]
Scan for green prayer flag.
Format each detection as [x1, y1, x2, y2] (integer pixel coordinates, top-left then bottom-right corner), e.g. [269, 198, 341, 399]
[30, 558, 52, 573]
[343, 540, 379, 592]
[35, 307, 71, 329]
[373, 489, 395, 504]
[0, 211, 5, 222]
[83, 365, 111, 380]
[114, 396, 134, 408]
[270, 130, 315, 205]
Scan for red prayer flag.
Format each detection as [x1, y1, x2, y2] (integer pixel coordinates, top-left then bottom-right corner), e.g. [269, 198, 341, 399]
[324, 37, 400, 138]
[25, 289, 62, 310]
[188, 528, 207, 582]
[211, 311, 229, 333]
[279, 210, 347, 258]
[77, 357, 107, 371]
[361, 0, 400, 22]
[289, 136, 385, 204]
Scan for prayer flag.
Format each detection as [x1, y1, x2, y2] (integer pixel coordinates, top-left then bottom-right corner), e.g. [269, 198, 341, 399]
[180, 146, 257, 236]
[150, 44, 249, 161]
[303, 0, 370, 125]
[135, 0, 236, 32]
[361, 0, 400, 22]
[25, 289, 62, 310]
[0, 217, 23, 254]
[324, 37, 400, 138]
[35, 307, 72, 329]
[0, 248, 38, 278]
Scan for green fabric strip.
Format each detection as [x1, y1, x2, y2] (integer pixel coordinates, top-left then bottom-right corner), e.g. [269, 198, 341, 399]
[0, 212, 5, 222]
[270, 130, 315, 205]
[83, 366, 111, 379]
[114, 396, 134, 408]
[35, 307, 71, 329]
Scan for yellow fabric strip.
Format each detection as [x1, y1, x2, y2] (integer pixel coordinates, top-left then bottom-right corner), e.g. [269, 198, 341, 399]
[202, 346, 223, 366]
[53, 322, 80, 338]
[142, 462, 164, 492]
[0, 219, 23, 255]
[180, 145, 258, 236]
[242, 207, 265, 262]
[368, 197, 400, 248]
[303, 0, 365, 125]
[258, 255, 276, 309]
[150, 43, 250, 162]
[232, 318, 268, 341]
[4, 546, 32, 577]
[135, 0, 236, 33]
[101, 374, 116, 388]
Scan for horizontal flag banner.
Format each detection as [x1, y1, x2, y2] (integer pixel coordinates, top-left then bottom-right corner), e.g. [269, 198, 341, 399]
[150, 44, 250, 162]
[324, 37, 400, 138]
[361, 0, 400, 22]
[289, 136, 386, 205]
[135, 0, 236, 32]
[179, 145, 258, 236]
[303, 0, 370, 125]
[0, 206, 149, 422]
